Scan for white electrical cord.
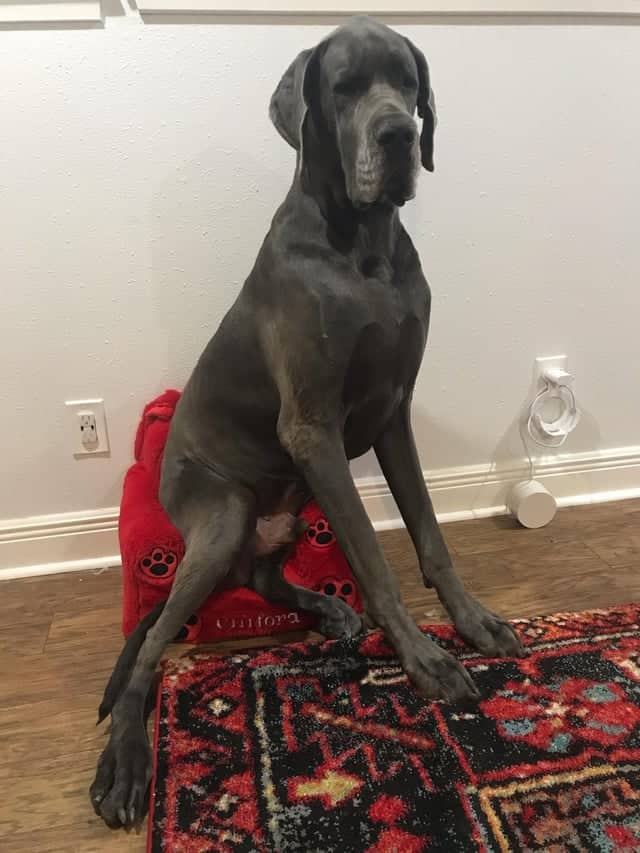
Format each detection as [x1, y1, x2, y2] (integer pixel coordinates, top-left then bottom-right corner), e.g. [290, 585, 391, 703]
[526, 383, 577, 449]
[519, 420, 536, 481]
[520, 379, 580, 478]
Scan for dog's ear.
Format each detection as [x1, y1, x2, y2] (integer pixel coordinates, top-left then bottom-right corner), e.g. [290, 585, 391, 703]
[269, 48, 314, 150]
[269, 44, 326, 157]
[404, 38, 437, 172]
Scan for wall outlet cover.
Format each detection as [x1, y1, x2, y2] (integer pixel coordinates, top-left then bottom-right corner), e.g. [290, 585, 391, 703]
[64, 399, 110, 457]
[534, 355, 569, 388]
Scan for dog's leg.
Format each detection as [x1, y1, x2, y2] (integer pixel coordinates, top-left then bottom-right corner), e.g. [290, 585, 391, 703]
[90, 478, 255, 828]
[279, 422, 479, 701]
[249, 552, 362, 639]
[374, 402, 524, 658]
[97, 601, 166, 724]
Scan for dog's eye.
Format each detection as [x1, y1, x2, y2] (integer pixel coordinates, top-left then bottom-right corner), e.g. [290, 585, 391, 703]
[402, 76, 418, 92]
[333, 81, 352, 96]
[333, 77, 363, 97]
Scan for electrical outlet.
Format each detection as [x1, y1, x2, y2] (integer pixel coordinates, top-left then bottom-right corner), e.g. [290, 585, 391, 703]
[534, 355, 569, 388]
[79, 412, 98, 448]
[65, 399, 110, 456]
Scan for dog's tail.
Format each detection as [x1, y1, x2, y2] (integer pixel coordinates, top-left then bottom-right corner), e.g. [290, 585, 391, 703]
[97, 600, 166, 725]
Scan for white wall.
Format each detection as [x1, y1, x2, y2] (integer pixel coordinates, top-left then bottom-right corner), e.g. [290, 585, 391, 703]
[1, 13, 639, 526]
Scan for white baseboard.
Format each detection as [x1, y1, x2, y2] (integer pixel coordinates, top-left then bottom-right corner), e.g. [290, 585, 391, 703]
[359, 443, 640, 527]
[2, 444, 639, 581]
[0, 508, 120, 581]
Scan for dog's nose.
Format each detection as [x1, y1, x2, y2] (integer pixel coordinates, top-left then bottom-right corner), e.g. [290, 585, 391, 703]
[375, 115, 417, 150]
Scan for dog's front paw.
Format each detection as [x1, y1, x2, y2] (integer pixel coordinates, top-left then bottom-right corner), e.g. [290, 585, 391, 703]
[402, 635, 480, 702]
[90, 728, 152, 829]
[453, 597, 525, 658]
[318, 597, 363, 639]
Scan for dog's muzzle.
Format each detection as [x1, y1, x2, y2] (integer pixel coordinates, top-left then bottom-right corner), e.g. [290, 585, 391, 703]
[374, 112, 417, 153]
[373, 111, 420, 205]
[351, 98, 420, 208]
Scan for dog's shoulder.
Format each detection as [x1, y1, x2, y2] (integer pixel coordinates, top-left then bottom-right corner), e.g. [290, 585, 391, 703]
[249, 202, 354, 300]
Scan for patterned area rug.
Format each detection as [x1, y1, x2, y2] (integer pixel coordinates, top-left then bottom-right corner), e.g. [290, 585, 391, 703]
[149, 604, 640, 852]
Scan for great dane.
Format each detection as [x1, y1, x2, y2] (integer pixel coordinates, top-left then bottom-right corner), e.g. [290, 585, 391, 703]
[90, 15, 523, 829]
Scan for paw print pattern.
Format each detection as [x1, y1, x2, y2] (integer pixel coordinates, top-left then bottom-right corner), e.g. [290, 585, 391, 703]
[305, 517, 335, 549]
[317, 575, 358, 609]
[139, 547, 178, 582]
[174, 613, 201, 643]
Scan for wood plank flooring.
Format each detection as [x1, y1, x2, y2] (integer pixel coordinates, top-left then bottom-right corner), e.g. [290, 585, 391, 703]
[1, 499, 639, 851]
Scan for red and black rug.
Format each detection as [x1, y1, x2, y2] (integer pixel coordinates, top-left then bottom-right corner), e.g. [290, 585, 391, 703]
[149, 604, 640, 852]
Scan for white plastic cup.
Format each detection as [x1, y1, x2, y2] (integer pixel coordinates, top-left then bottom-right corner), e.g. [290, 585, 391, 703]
[507, 480, 557, 529]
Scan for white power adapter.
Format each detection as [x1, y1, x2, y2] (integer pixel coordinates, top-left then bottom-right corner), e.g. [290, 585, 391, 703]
[542, 366, 573, 387]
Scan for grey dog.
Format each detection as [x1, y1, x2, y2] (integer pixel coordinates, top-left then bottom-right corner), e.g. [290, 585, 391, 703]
[90, 15, 524, 829]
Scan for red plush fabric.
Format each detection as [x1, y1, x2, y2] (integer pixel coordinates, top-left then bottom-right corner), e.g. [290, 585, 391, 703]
[119, 391, 362, 642]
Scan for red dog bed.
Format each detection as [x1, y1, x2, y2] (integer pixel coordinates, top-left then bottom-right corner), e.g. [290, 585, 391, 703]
[119, 391, 362, 643]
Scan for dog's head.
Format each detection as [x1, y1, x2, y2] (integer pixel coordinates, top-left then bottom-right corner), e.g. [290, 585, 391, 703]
[270, 16, 436, 209]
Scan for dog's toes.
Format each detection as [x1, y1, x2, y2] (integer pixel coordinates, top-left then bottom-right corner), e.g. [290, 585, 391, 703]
[126, 775, 149, 828]
[318, 599, 363, 640]
[90, 743, 116, 814]
[91, 731, 152, 829]
[454, 598, 525, 659]
[402, 637, 480, 703]
[486, 618, 525, 658]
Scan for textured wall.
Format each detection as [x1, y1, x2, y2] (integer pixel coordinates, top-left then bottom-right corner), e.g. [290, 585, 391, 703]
[1, 16, 639, 520]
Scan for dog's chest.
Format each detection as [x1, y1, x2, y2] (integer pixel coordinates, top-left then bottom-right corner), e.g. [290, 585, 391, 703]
[340, 281, 426, 455]
[344, 307, 423, 395]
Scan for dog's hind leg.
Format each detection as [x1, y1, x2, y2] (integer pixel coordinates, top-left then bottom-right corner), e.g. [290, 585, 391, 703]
[97, 601, 166, 724]
[96, 498, 312, 724]
[90, 470, 255, 829]
[249, 552, 362, 639]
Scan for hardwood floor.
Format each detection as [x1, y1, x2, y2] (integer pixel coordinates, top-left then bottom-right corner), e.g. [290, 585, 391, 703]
[1, 499, 639, 851]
